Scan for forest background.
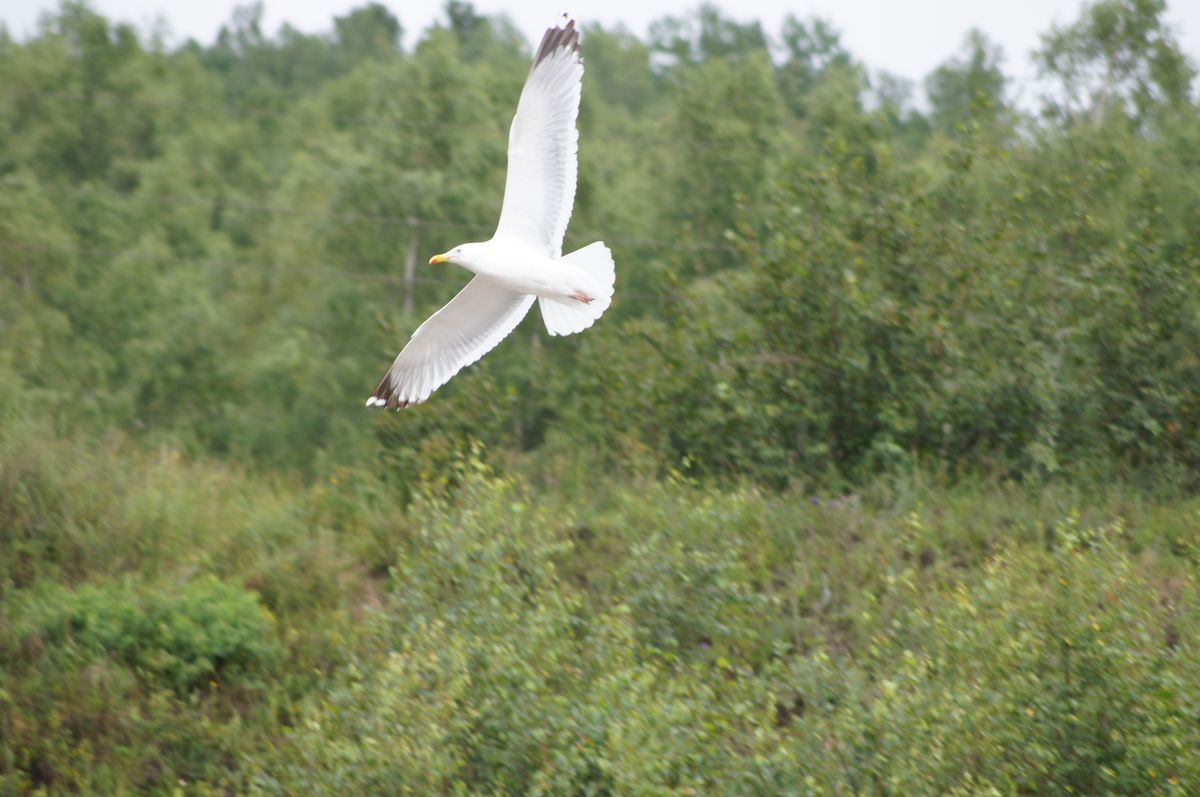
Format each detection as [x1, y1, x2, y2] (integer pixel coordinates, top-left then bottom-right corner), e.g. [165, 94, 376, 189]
[3, 0, 1200, 792]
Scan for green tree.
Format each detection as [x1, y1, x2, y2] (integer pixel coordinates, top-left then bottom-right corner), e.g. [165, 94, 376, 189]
[926, 29, 1008, 133]
[649, 3, 768, 66]
[334, 2, 402, 65]
[661, 52, 784, 267]
[1037, 0, 1195, 124]
[776, 15, 852, 117]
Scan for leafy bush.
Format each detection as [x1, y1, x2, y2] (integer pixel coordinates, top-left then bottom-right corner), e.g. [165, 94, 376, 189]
[2, 575, 284, 793]
[261, 473, 1200, 795]
[777, 512, 1200, 794]
[262, 470, 749, 795]
[17, 576, 282, 692]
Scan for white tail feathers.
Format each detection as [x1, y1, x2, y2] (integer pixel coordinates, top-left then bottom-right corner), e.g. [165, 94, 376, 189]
[539, 241, 615, 336]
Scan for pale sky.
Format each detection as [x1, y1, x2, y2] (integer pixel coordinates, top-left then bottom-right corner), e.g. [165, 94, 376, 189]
[3, 0, 1199, 92]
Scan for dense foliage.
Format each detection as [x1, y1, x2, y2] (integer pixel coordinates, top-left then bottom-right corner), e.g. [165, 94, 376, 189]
[1, 0, 1199, 792]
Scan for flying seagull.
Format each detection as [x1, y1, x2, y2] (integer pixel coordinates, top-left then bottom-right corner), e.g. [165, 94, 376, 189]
[367, 17, 614, 410]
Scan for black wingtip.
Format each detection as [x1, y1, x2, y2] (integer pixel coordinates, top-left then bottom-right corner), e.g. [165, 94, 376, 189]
[368, 373, 415, 411]
[532, 17, 580, 68]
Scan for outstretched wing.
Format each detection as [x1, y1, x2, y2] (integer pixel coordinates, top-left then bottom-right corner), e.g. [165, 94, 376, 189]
[493, 18, 583, 258]
[366, 278, 535, 409]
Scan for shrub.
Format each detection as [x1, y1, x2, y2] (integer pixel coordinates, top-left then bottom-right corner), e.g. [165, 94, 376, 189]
[17, 575, 282, 692]
[261, 470, 767, 795]
[781, 513, 1200, 794]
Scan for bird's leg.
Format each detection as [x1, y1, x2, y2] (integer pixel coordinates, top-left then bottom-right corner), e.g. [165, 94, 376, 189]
[570, 292, 593, 304]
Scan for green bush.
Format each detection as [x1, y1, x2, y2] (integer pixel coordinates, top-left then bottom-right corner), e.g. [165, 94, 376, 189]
[262, 471, 749, 795]
[17, 575, 282, 692]
[778, 513, 1200, 794]
[2, 576, 284, 793]
[261, 473, 1200, 795]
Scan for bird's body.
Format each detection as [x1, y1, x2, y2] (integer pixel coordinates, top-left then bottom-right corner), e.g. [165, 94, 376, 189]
[366, 17, 614, 410]
[450, 237, 604, 301]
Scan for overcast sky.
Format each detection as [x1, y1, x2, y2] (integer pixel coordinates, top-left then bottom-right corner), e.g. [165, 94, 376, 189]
[4, 0, 1199, 91]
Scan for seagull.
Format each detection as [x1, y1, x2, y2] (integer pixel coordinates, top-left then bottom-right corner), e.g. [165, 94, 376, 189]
[366, 17, 614, 410]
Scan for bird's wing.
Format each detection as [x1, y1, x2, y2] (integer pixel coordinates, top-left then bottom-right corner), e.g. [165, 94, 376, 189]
[493, 19, 583, 258]
[367, 277, 534, 409]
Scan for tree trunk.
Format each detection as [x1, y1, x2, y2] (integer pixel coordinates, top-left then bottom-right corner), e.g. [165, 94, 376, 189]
[403, 226, 418, 315]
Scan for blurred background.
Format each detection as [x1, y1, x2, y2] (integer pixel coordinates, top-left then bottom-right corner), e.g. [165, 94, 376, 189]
[2, 0, 1200, 793]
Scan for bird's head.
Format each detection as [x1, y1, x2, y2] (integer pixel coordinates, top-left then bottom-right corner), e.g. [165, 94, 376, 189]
[429, 242, 482, 268]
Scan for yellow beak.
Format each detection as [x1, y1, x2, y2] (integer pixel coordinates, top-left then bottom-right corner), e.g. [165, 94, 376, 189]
[429, 253, 450, 264]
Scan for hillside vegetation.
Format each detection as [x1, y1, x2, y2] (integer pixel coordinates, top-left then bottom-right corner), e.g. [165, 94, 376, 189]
[2, 1, 1199, 793]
